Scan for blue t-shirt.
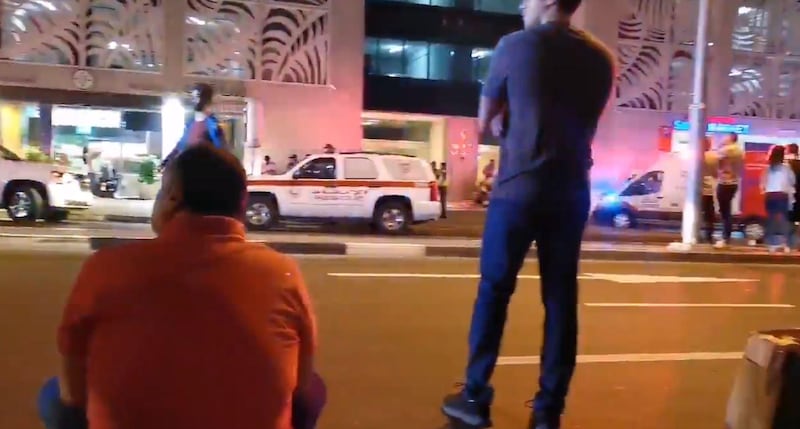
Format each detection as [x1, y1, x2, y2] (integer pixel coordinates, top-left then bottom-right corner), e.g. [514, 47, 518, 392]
[484, 23, 614, 204]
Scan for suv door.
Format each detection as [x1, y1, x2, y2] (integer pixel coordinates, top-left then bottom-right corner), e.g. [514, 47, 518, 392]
[341, 156, 379, 218]
[286, 156, 341, 217]
[619, 170, 665, 221]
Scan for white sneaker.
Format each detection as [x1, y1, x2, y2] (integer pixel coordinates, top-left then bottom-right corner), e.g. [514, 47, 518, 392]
[784, 246, 792, 254]
[714, 240, 728, 249]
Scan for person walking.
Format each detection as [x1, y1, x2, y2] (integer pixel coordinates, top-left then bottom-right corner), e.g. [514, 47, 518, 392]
[440, 1, 614, 428]
[760, 145, 795, 253]
[41, 145, 325, 429]
[714, 132, 744, 248]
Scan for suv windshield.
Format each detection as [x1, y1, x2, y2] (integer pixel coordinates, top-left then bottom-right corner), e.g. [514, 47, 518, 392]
[0, 145, 21, 161]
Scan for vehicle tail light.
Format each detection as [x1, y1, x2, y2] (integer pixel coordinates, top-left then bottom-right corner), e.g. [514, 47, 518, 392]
[429, 181, 440, 201]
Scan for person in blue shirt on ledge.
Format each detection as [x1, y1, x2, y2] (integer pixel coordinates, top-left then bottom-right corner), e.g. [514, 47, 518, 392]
[162, 83, 229, 168]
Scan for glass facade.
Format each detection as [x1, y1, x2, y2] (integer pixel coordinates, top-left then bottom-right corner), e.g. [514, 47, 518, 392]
[374, 0, 521, 15]
[365, 38, 493, 82]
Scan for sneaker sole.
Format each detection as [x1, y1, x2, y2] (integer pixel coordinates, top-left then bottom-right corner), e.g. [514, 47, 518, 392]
[441, 405, 492, 428]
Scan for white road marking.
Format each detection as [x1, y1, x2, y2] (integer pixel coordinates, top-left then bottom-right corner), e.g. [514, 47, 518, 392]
[584, 302, 794, 308]
[497, 351, 743, 366]
[581, 273, 755, 283]
[327, 272, 757, 283]
[328, 273, 536, 279]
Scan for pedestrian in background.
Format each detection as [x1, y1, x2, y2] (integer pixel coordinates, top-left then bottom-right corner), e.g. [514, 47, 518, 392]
[785, 143, 800, 249]
[701, 137, 718, 243]
[715, 132, 744, 248]
[262, 155, 278, 175]
[438, 162, 449, 219]
[40, 145, 325, 429]
[161, 83, 229, 168]
[760, 145, 795, 253]
[440, 0, 614, 428]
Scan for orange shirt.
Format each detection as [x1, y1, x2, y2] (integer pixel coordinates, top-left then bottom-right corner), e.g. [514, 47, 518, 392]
[58, 213, 316, 429]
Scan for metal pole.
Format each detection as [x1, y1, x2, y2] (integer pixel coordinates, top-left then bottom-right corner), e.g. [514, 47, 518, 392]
[680, 0, 711, 245]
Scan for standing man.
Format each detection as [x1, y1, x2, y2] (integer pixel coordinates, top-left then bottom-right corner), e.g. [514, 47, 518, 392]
[785, 143, 800, 248]
[438, 162, 449, 219]
[715, 132, 744, 248]
[440, 1, 614, 428]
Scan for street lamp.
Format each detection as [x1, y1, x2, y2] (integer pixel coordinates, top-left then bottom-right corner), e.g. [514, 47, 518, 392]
[678, 0, 711, 247]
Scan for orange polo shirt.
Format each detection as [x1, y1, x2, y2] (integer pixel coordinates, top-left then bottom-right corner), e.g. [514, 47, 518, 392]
[58, 213, 317, 429]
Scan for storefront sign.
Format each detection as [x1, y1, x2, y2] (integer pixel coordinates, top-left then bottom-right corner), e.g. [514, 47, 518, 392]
[53, 107, 121, 128]
[672, 119, 750, 134]
[449, 129, 474, 158]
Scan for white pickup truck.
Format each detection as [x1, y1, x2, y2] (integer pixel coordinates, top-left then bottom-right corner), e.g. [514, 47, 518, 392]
[0, 145, 93, 222]
[245, 152, 442, 234]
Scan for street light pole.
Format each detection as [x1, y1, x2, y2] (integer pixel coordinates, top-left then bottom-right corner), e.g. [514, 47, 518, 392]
[680, 0, 711, 245]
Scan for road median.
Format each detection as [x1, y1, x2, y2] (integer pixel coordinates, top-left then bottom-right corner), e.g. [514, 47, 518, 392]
[79, 236, 800, 265]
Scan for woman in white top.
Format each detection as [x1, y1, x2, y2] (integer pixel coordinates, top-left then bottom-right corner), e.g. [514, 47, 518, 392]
[760, 145, 796, 252]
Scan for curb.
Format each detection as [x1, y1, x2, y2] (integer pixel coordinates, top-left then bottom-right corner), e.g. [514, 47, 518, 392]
[86, 238, 800, 265]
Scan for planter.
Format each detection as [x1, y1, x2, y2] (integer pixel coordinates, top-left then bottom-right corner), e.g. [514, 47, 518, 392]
[138, 182, 160, 200]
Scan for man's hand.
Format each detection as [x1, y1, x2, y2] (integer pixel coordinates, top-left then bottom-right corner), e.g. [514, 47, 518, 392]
[490, 111, 506, 138]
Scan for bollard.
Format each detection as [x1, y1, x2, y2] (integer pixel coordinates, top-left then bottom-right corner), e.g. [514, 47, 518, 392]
[725, 329, 800, 429]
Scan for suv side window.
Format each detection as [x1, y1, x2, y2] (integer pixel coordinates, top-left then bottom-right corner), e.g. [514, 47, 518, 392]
[344, 157, 378, 180]
[294, 157, 336, 180]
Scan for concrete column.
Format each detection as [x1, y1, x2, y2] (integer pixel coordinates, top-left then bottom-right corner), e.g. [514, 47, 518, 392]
[706, 0, 737, 117]
[444, 116, 479, 201]
[243, 98, 261, 175]
[161, 0, 185, 91]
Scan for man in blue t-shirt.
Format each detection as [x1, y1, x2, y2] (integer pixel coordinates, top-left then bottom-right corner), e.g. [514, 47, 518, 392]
[441, 1, 614, 428]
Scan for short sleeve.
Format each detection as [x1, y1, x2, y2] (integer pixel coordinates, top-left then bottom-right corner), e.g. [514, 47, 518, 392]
[57, 254, 105, 358]
[481, 36, 511, 102]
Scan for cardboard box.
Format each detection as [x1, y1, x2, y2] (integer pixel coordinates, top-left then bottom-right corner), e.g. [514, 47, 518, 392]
[725, 329, 800, 429]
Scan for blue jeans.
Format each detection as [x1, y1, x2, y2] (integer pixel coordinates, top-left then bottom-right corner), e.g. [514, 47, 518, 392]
[465, 192, 589, 421]
[38, 373, 327, 429]
[765, 193, 790, 247]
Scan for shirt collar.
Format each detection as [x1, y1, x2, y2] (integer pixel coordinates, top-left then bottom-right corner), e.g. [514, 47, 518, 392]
[159, 212, 246, 242]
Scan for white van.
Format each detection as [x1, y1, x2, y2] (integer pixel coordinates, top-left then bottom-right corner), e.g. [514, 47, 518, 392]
[592, 153, 747, 233]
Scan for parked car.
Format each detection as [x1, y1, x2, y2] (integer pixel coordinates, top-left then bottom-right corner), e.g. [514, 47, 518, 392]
[0, 145, 93, 222]
[245, 152, 441, 234]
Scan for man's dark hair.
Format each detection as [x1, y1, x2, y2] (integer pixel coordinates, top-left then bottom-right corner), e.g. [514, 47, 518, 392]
[728, 132, 739, 142]
[787, 143, 799, 155]
[557, 0, 582, 14]
[171, 145, 247, 218]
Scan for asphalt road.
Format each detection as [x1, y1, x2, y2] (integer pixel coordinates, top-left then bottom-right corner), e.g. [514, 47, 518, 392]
[2, 252, 798, 429]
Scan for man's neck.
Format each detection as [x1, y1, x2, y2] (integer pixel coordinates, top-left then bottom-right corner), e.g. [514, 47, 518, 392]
[539, 14, 571, 27]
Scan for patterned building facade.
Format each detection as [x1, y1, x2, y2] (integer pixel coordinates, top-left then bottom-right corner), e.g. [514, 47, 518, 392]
[574, 0, 800, 187]
[0, 0, 363, 172]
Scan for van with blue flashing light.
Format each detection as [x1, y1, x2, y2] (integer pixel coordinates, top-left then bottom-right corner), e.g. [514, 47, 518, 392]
[592, 139, 792, 242]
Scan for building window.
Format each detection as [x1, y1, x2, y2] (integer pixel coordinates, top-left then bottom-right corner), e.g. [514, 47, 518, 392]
[366, 37, 492, 82]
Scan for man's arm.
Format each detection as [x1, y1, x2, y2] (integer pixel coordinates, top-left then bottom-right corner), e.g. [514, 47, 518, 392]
[57, 255, 104, 406]
[479, 37, 511, 137]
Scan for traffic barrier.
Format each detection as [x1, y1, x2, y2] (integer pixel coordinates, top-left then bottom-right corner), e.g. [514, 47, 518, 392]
[725, 329, 800, 428]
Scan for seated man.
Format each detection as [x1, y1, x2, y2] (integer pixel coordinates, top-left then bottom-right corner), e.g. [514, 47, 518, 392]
[39, 145, 325, 429]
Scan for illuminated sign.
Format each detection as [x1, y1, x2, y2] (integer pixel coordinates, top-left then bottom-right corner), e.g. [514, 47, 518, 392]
[52, 107, 122, 128]
[672, 119, 750, 134]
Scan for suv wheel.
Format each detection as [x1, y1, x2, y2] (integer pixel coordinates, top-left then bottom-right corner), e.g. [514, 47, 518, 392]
[374, 201, 411, 234]
[6, 185, 43, 222]
[245, 194, 278, 231]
